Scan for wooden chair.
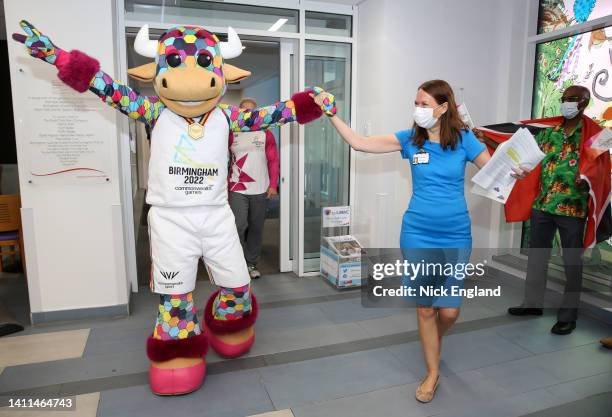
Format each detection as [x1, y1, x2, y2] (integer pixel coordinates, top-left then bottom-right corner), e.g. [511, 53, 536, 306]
[0, 195, 25, 273]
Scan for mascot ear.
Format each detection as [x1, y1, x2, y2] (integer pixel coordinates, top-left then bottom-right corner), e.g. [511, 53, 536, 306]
[224, 64, 251, 84]
[127, 63, 157, 82]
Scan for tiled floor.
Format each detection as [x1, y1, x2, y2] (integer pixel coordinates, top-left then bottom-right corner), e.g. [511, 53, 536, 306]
[0, 271, 610, 417]
[0, 329, 90, 367]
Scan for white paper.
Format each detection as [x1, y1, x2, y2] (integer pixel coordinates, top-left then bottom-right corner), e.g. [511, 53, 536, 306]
[471, 128, 545, 203]
[589, 128, 612, 150]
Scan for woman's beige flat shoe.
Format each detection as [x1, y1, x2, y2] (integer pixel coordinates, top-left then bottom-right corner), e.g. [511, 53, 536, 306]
[415, 375, 440, 403]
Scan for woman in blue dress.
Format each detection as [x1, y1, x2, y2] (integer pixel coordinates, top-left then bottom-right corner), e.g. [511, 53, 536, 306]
[313, 80, 521, 403]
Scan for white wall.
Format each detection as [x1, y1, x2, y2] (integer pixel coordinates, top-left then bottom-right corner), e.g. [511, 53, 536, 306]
[353, 0, 531, 249]
[4, 0, 130, 319]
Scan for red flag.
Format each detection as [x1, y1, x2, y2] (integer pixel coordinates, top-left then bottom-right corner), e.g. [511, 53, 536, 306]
[478, 115, 611, 248]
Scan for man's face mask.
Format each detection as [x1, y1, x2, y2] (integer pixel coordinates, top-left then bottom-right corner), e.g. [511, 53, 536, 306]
[560, 101, 580, 119]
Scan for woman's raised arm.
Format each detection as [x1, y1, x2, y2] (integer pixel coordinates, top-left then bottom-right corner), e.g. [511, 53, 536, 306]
[327, 114, 402, 153]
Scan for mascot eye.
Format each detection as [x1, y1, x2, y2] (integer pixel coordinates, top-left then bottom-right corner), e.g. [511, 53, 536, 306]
[166, 53, 182, 67]
[197, 53, 212, 68]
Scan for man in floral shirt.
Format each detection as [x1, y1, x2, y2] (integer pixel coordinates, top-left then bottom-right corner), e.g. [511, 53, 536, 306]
[508, 85, 592, 335]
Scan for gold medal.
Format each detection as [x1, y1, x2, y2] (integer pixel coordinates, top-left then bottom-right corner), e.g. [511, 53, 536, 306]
[184, 111, 212, 141]
[188, 123, 204, 140]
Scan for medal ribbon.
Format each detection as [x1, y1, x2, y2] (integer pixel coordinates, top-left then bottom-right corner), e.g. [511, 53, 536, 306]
[183, 110, 213, 128]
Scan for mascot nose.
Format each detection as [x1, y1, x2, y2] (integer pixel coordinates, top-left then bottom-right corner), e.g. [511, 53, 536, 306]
[210, 78, 215, 88]
[161, 78, 168, 88]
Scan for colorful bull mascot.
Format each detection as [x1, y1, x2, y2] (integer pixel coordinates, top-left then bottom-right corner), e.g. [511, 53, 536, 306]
[13, 20, 336, 395]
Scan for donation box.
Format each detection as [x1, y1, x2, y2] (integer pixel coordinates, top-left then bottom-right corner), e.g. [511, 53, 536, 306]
[320, 206, 363, 289]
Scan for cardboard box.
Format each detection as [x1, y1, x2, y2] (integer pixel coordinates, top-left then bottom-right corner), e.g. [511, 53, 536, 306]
[320, 236, 362, 289]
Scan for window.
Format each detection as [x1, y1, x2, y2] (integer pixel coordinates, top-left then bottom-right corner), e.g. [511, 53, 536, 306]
[305, 11, 352, 37]
[532, 25, 612, 124]
[125, 0, 299, 33]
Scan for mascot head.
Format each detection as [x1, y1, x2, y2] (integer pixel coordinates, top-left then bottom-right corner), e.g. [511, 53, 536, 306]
[128, 25, 251, 118]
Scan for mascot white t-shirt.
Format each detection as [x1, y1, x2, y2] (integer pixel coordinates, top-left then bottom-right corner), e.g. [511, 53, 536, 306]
[147, 107, 230, 207]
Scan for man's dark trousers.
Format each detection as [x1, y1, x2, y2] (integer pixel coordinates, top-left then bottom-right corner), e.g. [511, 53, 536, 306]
[524, 209, 586, 322]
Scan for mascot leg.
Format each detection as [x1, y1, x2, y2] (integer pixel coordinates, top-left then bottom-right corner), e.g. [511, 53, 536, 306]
[203, 284, 258, 358]
[146, 206, 209, 395]
[147, 292, 208, 395]
[199, 204, 258, 358]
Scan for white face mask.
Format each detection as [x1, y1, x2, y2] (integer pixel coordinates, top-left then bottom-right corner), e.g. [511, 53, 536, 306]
[413, 104, 443, 129]
[560, 101, 580, 119]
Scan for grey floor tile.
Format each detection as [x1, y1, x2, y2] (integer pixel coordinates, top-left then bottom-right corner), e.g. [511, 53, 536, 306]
[435, 386, 564, 417]
[387, 340, 454, 377]
[413, 369, 509, 416]
[436, 328, 532, 373]
[244, 322, 370, 357]
[255, 304, 333, 333]
[477, 342, 612, 397]
[258, 348, 417, 409]
[521, 392, 612, 417]
[316, 298, 405, 324]
[519, 343, 612, 382]
[493, 316, 611, 354]
[356, 310, 418, 338]
[0, 349, 149, 393]
[455, 303, 499, 323]
[97, 370, 273, 417]
[387, 328, 532, 377]
[291, 383, 432, 417]
[477, 356, 561, 395]
[545, 371, 612, 403]
[84, 326, 150, 357]
[292, 369, 511, 417]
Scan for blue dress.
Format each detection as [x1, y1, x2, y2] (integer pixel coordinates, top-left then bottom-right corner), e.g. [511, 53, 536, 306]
[396, 129, 486, 308]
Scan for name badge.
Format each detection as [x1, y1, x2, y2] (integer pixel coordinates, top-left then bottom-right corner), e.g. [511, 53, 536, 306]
[412, 150, 430, 165]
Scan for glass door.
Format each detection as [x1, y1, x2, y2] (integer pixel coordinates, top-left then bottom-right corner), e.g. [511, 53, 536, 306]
[302, 41, 352, 272]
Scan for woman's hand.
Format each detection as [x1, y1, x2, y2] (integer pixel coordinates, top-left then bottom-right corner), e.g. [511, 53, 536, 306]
[309, 86, 337, 117]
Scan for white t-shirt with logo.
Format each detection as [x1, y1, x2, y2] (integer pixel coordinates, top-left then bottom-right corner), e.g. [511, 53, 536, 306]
[146, 107, 229, 207]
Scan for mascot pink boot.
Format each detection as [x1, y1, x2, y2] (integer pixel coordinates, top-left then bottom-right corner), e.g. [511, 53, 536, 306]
[13, 20, 336, 395]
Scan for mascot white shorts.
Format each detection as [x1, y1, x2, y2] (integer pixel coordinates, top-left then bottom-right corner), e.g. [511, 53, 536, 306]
[148, 204, 250, 294]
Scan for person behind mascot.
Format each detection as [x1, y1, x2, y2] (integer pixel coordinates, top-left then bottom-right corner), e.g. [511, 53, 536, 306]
[12, 20, 336, 395]
[228, 97, 280, 280]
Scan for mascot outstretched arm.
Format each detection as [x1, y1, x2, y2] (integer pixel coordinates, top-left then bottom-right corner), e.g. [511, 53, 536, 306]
[13, 20, 334, 396]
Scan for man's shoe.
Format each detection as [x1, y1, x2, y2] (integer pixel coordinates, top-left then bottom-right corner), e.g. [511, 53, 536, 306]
[599, 337, 612, 349]
[551, 321, 576, 335]
[507, 306, 543, 316]
[248, 265, 261, 279]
